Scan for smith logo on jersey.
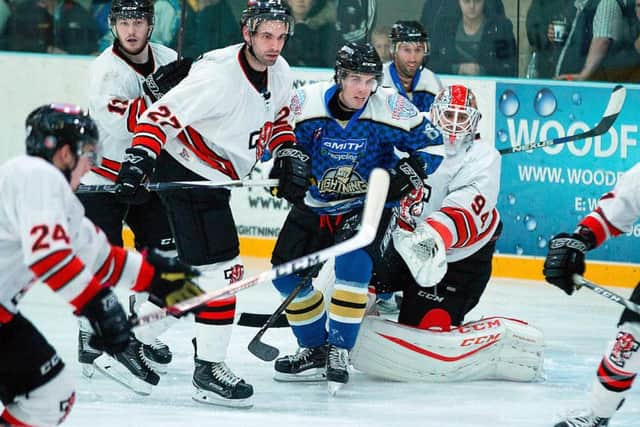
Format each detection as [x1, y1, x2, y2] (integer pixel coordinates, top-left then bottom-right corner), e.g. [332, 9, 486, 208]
[318, 166, 367, 195]
[320, 138, 367, 162]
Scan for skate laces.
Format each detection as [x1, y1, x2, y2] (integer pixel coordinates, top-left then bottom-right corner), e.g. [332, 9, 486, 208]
[561, 411, 609, 427]
[149, 338, 169, 351]
[136, 342, 156, 372]
[328, 346, 348, 369]
[211, 362, 242, 386]
[289, 347, 316, 363]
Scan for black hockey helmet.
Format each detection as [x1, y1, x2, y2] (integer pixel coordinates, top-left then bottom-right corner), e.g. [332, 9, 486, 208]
[109, 0, 154, 26]
[26, 104, 101, 165]
[334, 42, 383, 85]
[389, 21, 428, 44]
[241, 0, 294, 37]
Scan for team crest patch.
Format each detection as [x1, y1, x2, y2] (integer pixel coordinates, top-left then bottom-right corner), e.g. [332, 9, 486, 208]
[387, 93, 418, 120]
[290, 89, 305, 116]
[318, 166, 367, 195]
[609, 331, 640, 368]
[224, 264, 245, 284]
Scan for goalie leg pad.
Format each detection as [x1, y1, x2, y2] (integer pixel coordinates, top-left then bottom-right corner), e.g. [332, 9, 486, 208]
[350, 316, 544, 382]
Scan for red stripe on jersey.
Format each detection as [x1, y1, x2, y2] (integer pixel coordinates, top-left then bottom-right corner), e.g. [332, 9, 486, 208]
[177, 127, 240, 180]
[132, 135, 163, 156]
[1, 409, 34, 427]
[30, 249, 72, 277]
[90, 167, 118, 182]
[44, 256, 85, 291]
[70, 277, 102, 312]
[0, 305, 14, 324]
[127, 97, 147, 133]
[101, 157, 121, 172]
[440, 207, 475, 248]
[132, 258, 155, 292]
[267, 123, 296, 153]
[136, 122, 166, 141]
[598, 357, 637, 392]
[426, 218, 453, 250]
[580, 208, 622, 247]
[95, 246, 127, 288]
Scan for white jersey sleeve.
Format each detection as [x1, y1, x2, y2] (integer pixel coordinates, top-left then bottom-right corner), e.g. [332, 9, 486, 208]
[579, 162, 640, 246]
[0, 157, 154, 321]
[423, 140, 502, 262]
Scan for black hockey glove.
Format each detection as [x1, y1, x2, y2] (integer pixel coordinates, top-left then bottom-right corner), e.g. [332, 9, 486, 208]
[80, 288, 131, 355]
[543, 229, 595, 295]
[143, 57, 194, 102]
[115, 147, 155, 205]
[145, 249, 204, 308]
[269, 141, 311, 204]
[386, 155, 427, 202]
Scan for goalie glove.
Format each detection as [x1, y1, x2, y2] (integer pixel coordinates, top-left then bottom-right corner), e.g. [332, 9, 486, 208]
[144, 249, 204, 309]
[387, 155, 427, 202]
[143, 57, 194, 102]
[543, 228, 595, 295]
[393, 221, 447, 288]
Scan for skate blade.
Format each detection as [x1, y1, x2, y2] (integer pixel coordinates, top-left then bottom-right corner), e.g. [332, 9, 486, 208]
[81, 363, 95, 378]
[327, 381, 344, 396]
[93, 354, 154, 396]
[273, 368, 327, 382]
[192, 389, 253, 408]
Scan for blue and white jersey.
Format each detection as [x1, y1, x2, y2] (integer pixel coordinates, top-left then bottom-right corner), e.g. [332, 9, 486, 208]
[289, 81, 444, 215]
[382, 62, 443, 113]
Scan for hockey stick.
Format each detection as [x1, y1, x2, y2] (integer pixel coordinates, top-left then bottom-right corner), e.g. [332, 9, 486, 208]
[247, 276, 308, 361]
[573, 274, 640, 314]
[499, 85, 626, 155]
[76, 179, 278, 194]
[132, 168, 389, 328]
[237, 311, 289, 327]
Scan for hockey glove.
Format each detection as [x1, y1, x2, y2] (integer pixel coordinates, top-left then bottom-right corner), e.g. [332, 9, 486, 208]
[393, 221, 447, 288]
[269, 141, 311, 204]
[143, 57, 194, 102]
[115, 147, 155, 205]
[144, 249, 204, 308]
[543, 229, 595, 295]
[387, 155, 427, 202]
[80, 288, 131, 355]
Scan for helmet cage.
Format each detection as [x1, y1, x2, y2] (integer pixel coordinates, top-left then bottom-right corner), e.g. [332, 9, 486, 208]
[431, 86, 481, 150]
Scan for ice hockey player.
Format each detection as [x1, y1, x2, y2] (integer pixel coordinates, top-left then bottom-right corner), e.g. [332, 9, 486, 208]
[544, 163, 640, 426]
[112, 0, 297, 408]
[350, 85, 544, 384]
[0, 104, 200, 426]
[78, 0, 192, 380]
[269, 41, 444, 395]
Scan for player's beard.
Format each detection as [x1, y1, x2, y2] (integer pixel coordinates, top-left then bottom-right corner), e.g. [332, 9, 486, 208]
[116, 38, 148, 56]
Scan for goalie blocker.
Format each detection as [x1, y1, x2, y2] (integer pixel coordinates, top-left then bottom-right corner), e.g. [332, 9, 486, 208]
[350, 315, 544, 382]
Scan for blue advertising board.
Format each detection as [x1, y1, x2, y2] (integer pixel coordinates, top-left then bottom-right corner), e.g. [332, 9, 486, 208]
[494, 81, 640, 263]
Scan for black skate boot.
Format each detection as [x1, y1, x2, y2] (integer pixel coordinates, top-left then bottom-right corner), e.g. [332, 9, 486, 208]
[326, 344, 349, 395]
[93, 335, 160, 396]
[554, 414, 610, 427]
[141, 338, 172, 374]
[78, 328, 102, 378]
[273, 344, 328, 382]
[192, 359, 254, 408]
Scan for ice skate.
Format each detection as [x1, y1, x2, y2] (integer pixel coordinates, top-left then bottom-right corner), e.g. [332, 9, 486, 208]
[140, 338, 172, 374]
[326, 345, 349, 395]
[78, 328, 102, 378]
[192, 359, 253, 408]
[273, 344, 328, 382]
[554, 412, 609, 427]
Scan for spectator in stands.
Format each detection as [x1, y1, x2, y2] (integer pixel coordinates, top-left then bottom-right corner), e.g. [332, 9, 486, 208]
[370, 25, 392, 63]
[526, 0, 599, 79]
[181, 0, 238, 58]
[153, 0, 180, 48]
[54, 0, 99, 54]
[284, 0, 336, 67]
[334, 0, 375, 45]
[420, 0, 505, 45]
[558, 0, 640, 82]
[1, 0, 55, 53]
[428, 0, 516, 77]
[0, 0, 11, 36]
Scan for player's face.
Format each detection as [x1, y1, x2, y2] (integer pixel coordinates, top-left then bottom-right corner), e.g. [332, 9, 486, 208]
[393, 42, 426, 78]
[115, 18, 150, 55]
[459, 0, 485, 20]
[339, 72, 378, 110]
[371, 34, 391, 63]
[70, 154, 93, 191]
[289, 0, 314, 19]
[245, 21, 289, 67]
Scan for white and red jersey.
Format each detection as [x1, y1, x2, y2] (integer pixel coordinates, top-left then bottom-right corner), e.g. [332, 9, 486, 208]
[0, 156, 154, 324]
[403, 138, 501, 262]
[579, 162, 640, 246]
[83, 42, 177, 184]
[131, 43, 292, 181]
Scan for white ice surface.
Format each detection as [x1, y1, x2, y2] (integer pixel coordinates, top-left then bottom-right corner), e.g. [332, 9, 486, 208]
[5, 257, 639, 426]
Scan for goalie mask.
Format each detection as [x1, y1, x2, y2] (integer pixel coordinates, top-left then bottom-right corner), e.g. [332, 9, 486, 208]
[241, 0, 294, 37]
[430, 85, 481, 154]
[26, 103, 102, 168]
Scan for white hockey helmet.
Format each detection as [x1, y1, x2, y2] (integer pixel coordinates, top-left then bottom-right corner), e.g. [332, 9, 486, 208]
[430, 85, 481, 154]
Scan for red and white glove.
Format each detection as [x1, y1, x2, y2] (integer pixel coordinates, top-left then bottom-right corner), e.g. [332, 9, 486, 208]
[393, 221, 447, 288]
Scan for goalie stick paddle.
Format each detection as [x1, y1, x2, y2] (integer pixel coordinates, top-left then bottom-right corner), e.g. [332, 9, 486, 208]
[132, 168, 390, 328]
[499, 84, 626, 155]
[572, 274, 640, 314]
[76, 178, 279, 194]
